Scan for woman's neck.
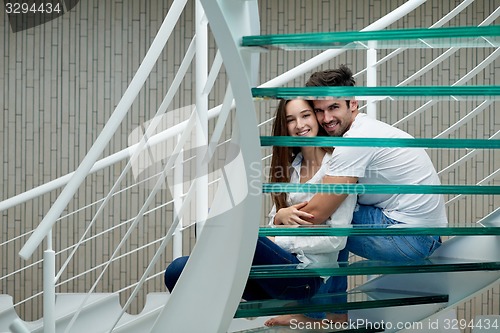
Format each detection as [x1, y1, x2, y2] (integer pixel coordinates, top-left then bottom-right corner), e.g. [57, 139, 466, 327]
[298, 147, 325, 183]
[300, 146, 325, 166]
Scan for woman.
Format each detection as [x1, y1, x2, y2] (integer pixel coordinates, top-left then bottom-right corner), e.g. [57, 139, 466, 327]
[266, 98, 356, 270]
[164, 99, 355, 322]
[264, 99, 355, 326]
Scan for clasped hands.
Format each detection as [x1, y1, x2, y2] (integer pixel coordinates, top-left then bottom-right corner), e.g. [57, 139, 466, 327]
[273, 201, 314, 225]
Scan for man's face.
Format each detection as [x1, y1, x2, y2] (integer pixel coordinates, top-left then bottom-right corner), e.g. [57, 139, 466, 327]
[312, 98, 358, 137]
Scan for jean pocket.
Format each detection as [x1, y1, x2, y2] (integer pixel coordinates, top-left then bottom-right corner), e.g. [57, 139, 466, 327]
[395, 235, 440, 260]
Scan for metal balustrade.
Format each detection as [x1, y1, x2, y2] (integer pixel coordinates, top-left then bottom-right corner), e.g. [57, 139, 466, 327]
[1, 0, 499, 332]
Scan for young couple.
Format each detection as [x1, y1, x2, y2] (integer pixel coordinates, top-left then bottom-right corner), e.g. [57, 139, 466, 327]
[164, 65, 447, 327]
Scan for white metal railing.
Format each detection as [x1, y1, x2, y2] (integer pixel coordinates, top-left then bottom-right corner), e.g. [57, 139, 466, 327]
[1, 0, 499, 332]
[18, 0, 190, 262]
[1, 0, 431, 213]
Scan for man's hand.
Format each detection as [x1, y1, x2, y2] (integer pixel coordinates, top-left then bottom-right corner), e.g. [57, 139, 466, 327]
[274, 201, 314, 225]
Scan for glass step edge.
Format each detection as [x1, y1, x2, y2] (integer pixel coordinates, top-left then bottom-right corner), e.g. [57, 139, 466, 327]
[260, 136, 500, 149]
[235, 288, 448, 318]
[248, 258, 500, 279]
[242, 37, 499, 51]
[259, 226, 500, 236]
[262, 183, 500, 195]
[251, 86, 500, 100]
[241, 25, 500, 49]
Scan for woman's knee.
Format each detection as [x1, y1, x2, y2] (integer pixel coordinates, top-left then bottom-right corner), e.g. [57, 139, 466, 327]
[164, 256, 189, 292]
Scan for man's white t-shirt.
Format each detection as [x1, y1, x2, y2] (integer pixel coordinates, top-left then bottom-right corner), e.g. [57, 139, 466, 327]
[326, 113, 448, 226]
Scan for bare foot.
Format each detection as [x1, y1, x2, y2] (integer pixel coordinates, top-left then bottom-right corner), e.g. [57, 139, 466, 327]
[264, 313, 348, 327]
[326, 313, 348, 323]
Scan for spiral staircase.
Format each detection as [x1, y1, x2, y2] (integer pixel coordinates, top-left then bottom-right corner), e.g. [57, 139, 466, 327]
[1, 0, 499, 332]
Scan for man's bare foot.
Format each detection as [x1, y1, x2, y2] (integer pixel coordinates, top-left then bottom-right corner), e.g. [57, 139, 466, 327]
[264, 313, 348, 327]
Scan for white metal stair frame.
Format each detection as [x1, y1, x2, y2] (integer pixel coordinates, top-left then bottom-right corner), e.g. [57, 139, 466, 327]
[3, 293, 171, 333]
[1, 1, 499, 332]
[150, 0, 262, 331]
[1, 1, 433, 330]
[3, 0, 261, 331]
[228, 1, 500, 332]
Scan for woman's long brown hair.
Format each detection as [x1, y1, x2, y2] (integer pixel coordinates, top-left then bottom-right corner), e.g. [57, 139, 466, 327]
[268, 99, 332, 211]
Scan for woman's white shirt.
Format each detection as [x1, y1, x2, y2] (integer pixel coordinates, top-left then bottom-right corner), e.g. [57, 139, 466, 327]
[268, 152, 357, 269]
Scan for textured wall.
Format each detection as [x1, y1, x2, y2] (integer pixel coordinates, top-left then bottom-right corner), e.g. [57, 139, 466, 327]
[1, 0, 200, 319]
[1, 0, 499, 327]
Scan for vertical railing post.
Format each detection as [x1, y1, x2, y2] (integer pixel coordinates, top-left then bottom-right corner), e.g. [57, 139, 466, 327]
[195, 0, 209, 235]
[366, 43, 377, 119]
[43, 231, 56, 333]
[173, 134, 184, 259]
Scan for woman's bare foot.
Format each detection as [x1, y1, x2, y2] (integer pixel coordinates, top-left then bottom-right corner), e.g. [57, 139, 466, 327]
[327, 313, 348, 323]
[264, 313, 348, 327]
[264, 314, 313, 327]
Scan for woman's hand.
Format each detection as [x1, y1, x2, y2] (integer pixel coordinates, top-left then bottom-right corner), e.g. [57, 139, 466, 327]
[274, 201, 314, 225]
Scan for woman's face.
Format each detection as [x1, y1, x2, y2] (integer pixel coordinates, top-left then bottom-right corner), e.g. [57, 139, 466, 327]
[285, 99, 319, 137]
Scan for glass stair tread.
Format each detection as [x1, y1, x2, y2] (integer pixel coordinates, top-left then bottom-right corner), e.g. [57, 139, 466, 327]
[241, 25, 500, 50]
[259, 225, 500, 236]
[260, 136, 500, 149]
[262, 183, 499, 195]
[251, 86, 500, 101]
[249, 258, 500, 279]
[235, 288, 448, 318]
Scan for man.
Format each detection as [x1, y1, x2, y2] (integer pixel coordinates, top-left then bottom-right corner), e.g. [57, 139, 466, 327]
[268, 65, 447, 327]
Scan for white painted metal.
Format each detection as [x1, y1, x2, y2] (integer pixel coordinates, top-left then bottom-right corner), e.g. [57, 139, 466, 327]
[393, 48, 500, 127]
[58, 35, 197, 284]
[366, 46, 377, 119]
[350, 236, 500, 332]
[1, 1, 499, 332]
[150, 0, 262, 331]
[42, 250, 55, 333]
[0, 0, 428, 215]
[434, 100, 493, 138]
[260, 0, 427, 88]
[478, 208, 500, 226]
[195, 0, 209, 235]
[18, 0, 189, 261]
[109, 182, 197, 331]
[439, 130, 500, 175]
[363, 0, 474, 75]
[173, 134, 184, 260]
[62, 109, 199, 333]
[9, 319, 31, 333]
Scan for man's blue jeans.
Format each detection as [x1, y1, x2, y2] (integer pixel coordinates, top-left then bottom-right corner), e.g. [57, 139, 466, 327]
[164, 236, 322, 301]
[347, 204, 442, 260]
[306, 204, 442, 319]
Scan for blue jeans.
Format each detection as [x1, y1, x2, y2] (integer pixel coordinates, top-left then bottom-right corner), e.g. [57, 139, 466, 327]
[164, 236, 322, 301]
[305, 247, 348, 319]
[306, 204, 442, 319]
[347, 204, 442, 261]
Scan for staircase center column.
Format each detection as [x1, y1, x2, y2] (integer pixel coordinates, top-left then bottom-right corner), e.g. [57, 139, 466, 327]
[366, 43, 377, 119]
[195, 0, 209, 235]
[43, 231, 56, 333]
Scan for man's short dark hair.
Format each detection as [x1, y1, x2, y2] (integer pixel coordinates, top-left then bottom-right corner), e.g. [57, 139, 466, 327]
[305, 64, 356, 87]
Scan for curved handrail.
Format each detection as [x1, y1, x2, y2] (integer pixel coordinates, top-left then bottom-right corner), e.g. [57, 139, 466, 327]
[0, 0, 429, 214]
[18, 0, 190, 261]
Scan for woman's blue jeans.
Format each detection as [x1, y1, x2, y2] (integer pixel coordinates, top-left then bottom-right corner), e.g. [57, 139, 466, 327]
[164, 236, 322, 301]
[306, 204, 442, 319]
